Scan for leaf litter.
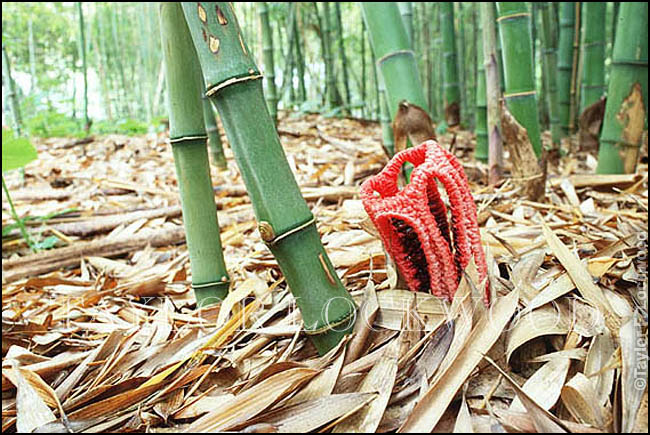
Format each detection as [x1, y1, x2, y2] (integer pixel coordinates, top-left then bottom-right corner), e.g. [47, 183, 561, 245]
[1, 113, 648, 432]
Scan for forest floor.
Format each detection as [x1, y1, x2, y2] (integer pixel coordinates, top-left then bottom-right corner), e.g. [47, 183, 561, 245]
[1, 113, 648, 433]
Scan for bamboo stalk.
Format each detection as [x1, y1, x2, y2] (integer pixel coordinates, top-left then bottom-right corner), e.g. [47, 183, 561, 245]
[579, 2, 606, 114]
[293, 10, 306, 104]
[182, 2, 356, 354]
[540, 2, 562, 148]
[335, 3, 351, 110]
[77, 2, 90, 132]
[258, 3, 278, 123]
[1, 44, 23, 136]
[558, 2, 576, 137]
[596, 2, 648, 174]
[202, 98, 227, 170]
[397, 2, 413, 48]
[361, 2, 428, 130]
[474, 15, 488, 162]
[480, 2, 504, 185]
[440, 2, 461, 126]
[159, 2, 230, 306]
[496, 2, 543, 157]
[569, 2, 581, 134]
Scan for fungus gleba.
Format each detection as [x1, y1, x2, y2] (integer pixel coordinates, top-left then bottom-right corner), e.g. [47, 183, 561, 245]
[360, 140, 489, 305]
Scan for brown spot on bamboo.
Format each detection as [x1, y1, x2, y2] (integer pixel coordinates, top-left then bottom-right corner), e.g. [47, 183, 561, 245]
[208, 35, 220, 54]
[215, 5, 228, 25]
[197, 4, 207, 23]
[319, 253, 337, 286]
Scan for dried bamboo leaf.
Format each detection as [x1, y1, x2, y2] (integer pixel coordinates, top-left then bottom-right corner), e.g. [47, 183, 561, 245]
[483, 356, 569, 433]
[216, 276, 268, 328]
[186, 367, 317, 432]
[524, 257, 618, 313]
[619, 315, 647, 433]
[506, 305, 570, 362]
[332, 333, 401, 433]
[344, 281, 379, 365]
[5, 368, 56, 433]
[287, 347, 346, 406]
[374, 289, 446, 330]
[398, 290, 519, 432]
[561, 372, 608, 429]
[542, 223, 617, 326]
[509, 357, 571, 412]
[453, 392, 474, 433]
[246, 393, 376, 433]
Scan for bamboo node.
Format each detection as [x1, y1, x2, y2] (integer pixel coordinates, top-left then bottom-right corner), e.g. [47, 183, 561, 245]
[304, 309, 357, 336]
[258, 221, 275, 242]
[503, 90, 537, 99]
[261, 217, 316, 246]
[192, 278, 230, 289]
[377, 49, 416, 66]
[169, 135, 209, 145]
[496, 12, 531, 22]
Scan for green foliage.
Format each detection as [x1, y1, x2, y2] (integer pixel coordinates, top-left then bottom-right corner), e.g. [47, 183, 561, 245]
[23, 107, 151, 138]
[24, 109, 85, 138]
[2, 128, 37, 172]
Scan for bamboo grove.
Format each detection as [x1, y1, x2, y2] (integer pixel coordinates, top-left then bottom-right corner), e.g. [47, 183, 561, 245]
[2, 3, 647, 352]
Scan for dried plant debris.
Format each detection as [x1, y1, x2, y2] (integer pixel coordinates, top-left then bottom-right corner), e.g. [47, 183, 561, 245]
[2, 114, 648, 433]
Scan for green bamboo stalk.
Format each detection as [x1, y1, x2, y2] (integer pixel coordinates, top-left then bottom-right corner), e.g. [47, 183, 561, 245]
[371, 46, 380, 120]
[397, 2, 413, 48]
[77, 2, 90, 131]
[457, 3, 467, 127]
[439, 2, 461, 126]
[293, 11, 307, 104]
[431, 3, 442, 120]
[540, 2, 561, 147]
[569, 2, 581, 134]
[321, 2, 339, 110]
[493, 3, 506, 92]
[481, 2, 504, 184]
[335, 3, 351, 109]
[159, 2, 230, 306]
[361, 18, 367, 116]
[111, 5, 130, 118]
[496, 2, 543, 157]
[279, 4, 297, 106]
[28, 19, 37, 94]
[596, 2, 648, 174]
[182, 2, 356, 354]
[378, 72, 394, 156]
[579, 2, 606, 113]
[558, 2, 575, 137]
[94, 6, 113, 121]
[475, 16, 488, 162]
[258, 3, 278, 123]
[203, 98, 227, 170]
[361, 3, 428, 129]
[2, 44, 23, 136]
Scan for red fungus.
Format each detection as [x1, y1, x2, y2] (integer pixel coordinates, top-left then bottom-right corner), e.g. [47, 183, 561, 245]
[360, 140, 489, 305]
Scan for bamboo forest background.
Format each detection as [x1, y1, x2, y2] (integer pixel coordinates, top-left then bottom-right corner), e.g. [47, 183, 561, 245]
[2, 2, 623, 137]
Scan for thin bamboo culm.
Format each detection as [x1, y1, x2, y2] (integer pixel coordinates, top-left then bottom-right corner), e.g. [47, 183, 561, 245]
[159, 2, 230, 306]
